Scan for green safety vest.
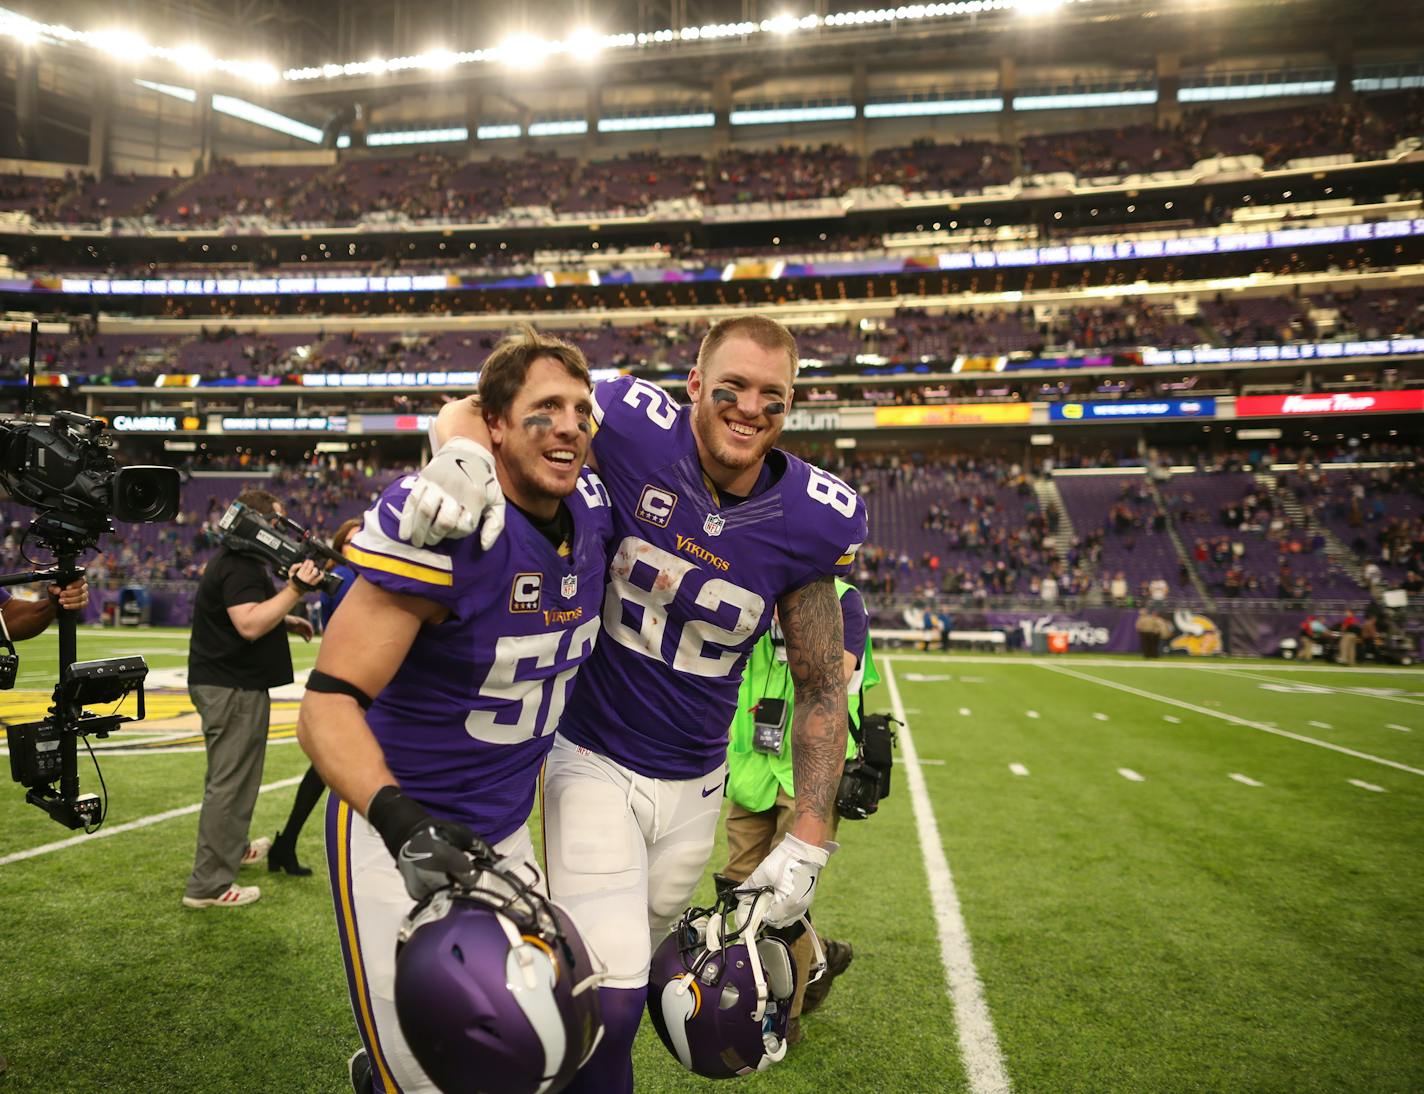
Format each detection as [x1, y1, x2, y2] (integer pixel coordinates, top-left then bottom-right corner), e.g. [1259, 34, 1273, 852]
[725, 579, 881, 813]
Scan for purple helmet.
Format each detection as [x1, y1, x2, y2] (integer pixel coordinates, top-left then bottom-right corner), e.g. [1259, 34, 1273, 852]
[394, 861, 604, 1094]
[647, 887, 800, 1079]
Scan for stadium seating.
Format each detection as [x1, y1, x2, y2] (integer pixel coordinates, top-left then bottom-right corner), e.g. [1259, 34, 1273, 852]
[848, 460, 1068, 599]
[18, 91, 1420, 228]
[1052, 474, 1189, 603]
[1279, 465, 1424, 586]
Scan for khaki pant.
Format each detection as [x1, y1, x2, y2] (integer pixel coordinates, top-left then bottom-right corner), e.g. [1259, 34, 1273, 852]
[185, 684, 271, 900]
[723, 788, 841, 1019]
[1338, 631, 1358, 666]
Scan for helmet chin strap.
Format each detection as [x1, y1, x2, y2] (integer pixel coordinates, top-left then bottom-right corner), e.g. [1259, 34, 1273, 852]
[800, 914, 827, 985]
[733, 890, 774, 1023]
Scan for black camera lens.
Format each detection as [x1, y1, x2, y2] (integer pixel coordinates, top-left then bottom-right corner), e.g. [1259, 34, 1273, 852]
[111, 466, 181, 523]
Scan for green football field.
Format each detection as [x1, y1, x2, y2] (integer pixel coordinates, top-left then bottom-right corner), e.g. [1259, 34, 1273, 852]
[1, 628, 1421, 1093]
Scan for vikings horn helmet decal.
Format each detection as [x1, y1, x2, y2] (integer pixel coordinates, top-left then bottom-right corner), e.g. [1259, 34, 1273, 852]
[647, 887, 824, 1079]
[395, 855, 605, 1094]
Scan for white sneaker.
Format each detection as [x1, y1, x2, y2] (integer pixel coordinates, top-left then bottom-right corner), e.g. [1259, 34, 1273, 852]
[183, 884, 261, 909]
[240, 836, 273, 866]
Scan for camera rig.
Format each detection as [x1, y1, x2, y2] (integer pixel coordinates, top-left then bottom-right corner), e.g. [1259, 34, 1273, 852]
[1, 322, 178, 829]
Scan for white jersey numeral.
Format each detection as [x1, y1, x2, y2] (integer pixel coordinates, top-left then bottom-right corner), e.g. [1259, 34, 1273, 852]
[603, 536, 766, 679]
[673, 577, 765, 677]
[464, 617, 601, 744]
[576, 471, 610, 509]
[622, 378, 679, 430]
[805, 467, 858, 518]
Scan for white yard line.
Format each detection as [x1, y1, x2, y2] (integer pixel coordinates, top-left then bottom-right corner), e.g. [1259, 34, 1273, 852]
[1009, 763, 1030, 777]
[1211, 666, 1424, 706]
[1117, 768, 1146, 782]
[1348, 779, 1386, 793]
[885, 653, 1424, 676]
[0, 774, 305, 867]
[885, 659, 1012, 1094]
[1041, 663, 1424, 779]
[1229, 773, 1264, 787]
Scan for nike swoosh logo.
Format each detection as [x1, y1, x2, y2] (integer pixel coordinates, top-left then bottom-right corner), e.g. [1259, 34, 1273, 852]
[385, 503, 402, 520]
[701, 783, 722, 798]
[452, 457, 475, 480]
[399, 848, 433, 863]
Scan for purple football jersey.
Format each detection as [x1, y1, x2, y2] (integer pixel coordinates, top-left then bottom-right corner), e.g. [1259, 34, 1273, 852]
[556, 376, 867, 779]
[346, 469, 613, 843]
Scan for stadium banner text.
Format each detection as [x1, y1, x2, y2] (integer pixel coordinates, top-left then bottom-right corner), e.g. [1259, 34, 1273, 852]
[1049, 398, 1217, 422]
[108, 414, 202, 432]
[1235, 391, 1424, 417]
[39, 218, 1424, 298]
[875, 404, 1032, 427]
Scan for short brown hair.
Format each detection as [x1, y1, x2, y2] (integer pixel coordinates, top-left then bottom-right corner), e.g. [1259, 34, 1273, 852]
[479, 325, 592, 421]
[695, 315, 799, 379]
[331, 517, 362, 555]
[235, 487, 280, 515]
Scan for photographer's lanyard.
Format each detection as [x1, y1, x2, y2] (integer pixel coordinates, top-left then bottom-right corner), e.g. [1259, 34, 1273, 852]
[749, 630, 791, 755]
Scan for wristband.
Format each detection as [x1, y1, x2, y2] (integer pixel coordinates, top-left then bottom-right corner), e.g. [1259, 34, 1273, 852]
[366, 786, 434, 858]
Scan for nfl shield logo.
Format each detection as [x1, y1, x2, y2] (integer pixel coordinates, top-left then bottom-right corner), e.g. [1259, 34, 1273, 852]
[703, 513, 726, 537]
[561, 574, 578, 599]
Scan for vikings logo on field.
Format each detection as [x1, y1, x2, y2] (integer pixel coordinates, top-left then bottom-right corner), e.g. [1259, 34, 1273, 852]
[1169, 611, 1223, 656]
[703, 513, 726, 537]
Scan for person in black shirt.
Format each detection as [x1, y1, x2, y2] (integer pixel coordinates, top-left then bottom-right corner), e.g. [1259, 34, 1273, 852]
[182, 487, 322, 909]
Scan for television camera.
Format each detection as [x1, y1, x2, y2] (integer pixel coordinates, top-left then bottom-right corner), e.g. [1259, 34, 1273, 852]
[217, 500, 346, 596]
[1, 325, 182, 828]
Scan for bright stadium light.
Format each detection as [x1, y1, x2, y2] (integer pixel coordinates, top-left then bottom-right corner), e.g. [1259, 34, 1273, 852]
[498, 34, 551, 66]
[567, 28, 603, 61]
[93, 27, 148, 60]
[420, 48, 458, 71]
[173, 44, 213, 74]
[256, 0, 1087, 82]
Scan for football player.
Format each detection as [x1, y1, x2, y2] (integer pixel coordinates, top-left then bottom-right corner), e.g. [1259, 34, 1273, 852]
[405, 315, 867, 1092]
[297, 328, 613, 1094]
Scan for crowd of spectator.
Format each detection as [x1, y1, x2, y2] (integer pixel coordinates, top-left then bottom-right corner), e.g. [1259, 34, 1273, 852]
[4, 91, 1417, 227]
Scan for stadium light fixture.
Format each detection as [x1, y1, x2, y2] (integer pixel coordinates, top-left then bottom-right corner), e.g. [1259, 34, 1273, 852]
[212, 94, 323, 143]
[173, 44, 214, 75]
[279, 0, 1086, 82]
[567, 28, 604, 61]
[134, 78, 198, 103]
[498, 34, 551, 67]
[93, 28, 148, 61]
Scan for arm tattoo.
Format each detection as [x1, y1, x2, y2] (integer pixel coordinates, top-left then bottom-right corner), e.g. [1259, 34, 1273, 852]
[780, 576, 849, 827]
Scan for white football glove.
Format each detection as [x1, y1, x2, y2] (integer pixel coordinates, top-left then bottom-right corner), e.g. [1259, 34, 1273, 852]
[398, 437, 505, 550]
[744, 833, 836, 928]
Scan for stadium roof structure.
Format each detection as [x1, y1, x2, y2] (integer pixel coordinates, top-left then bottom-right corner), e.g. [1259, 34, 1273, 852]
[8, 0, 1424, 103]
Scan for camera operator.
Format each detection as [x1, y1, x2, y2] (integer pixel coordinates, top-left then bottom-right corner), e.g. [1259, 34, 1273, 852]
[720, 577, 880, 1046]
[183, 488, 320, 910]
[0, 577, 89, 640]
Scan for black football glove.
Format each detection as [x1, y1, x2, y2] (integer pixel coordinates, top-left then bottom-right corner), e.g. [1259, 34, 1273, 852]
[367, 786, 493, 901]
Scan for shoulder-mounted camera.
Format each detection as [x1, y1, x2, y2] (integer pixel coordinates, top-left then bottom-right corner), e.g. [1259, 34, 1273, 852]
[218, 500, 345, 596]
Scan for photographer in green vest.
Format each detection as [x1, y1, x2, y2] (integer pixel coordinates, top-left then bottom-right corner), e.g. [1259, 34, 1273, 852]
[720, 577, 880, 1047]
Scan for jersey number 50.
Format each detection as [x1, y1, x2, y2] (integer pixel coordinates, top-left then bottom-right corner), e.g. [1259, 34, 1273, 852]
[465, 617, 601, 745]
[603, 536, 765, 678]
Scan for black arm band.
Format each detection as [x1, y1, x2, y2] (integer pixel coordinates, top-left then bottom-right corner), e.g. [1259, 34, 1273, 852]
[366, 786, 435, 858]
[305, 669, 375, 710]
